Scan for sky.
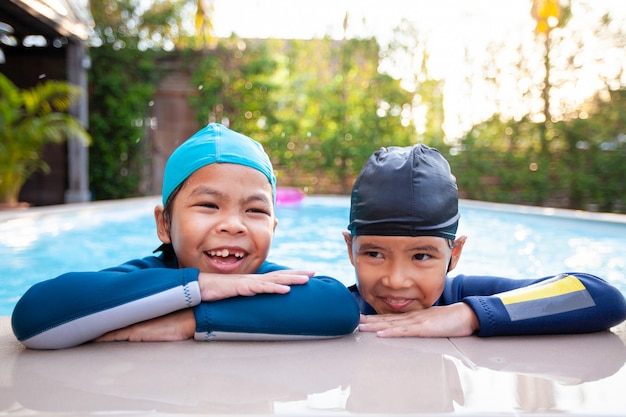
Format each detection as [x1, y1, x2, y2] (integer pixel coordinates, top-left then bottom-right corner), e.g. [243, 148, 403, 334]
[208, 0, 626, 139]
[210, 0, 529, 40]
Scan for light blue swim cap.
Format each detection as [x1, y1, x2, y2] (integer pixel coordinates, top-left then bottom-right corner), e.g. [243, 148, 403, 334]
[161, 123, 276, 205]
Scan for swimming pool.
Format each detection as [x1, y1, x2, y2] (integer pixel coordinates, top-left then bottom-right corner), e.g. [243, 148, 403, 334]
[1, 195, 625, 316]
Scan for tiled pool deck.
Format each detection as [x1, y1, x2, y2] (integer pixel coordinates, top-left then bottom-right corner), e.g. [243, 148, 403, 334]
[2, 199, 626, 416]
[1, 317, 625, 416]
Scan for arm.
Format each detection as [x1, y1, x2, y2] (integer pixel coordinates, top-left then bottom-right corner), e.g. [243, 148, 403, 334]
[460, 273, 626, 336]
[11, 257, 203, 349]
[193, 275, 360, 341]
[13, 257, 358, 348]
[95, 274, 360, 342]
[358, 273, 626, 337]
[93, 268, 319, 343]
[96, 259, 360, 342]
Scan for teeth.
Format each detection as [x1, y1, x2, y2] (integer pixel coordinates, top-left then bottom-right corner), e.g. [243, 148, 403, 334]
[209, 249, 244, 258]
[384, 298, 409, 304]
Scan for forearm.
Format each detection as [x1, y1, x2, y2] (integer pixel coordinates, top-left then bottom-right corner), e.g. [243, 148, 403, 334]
[464, 273, 626, 336]
[193, 276, 360, 341]
[11, 268, 201, 349]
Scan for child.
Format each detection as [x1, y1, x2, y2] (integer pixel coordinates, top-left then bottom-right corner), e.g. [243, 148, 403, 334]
[344, 144, 626, 337]
[12, 123, 360, 349]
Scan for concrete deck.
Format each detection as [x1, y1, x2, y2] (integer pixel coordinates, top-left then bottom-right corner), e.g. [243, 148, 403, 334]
[1, 317, 625, 416]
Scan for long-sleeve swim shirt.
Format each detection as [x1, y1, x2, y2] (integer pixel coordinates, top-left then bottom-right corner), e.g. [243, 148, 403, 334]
[12, 255, 360, 349]
[351, 272, 626, 336]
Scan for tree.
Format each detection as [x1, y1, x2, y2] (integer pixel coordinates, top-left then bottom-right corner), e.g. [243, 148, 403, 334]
[188, 36, 417, 193]
[271, 37, 417, 193]
[90, 0, 189, 51]
[380, 19, 446, 147]
[88, 45, 164, 199]
[531, 0, 571, 156]
[0, 74, 90, 206]
[556, 88, 626, 212]
[189, 38, 278, 138]
[87, 0, 189, 199]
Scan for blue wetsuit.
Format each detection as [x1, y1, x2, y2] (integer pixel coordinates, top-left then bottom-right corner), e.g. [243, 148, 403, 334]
[12, 254, 360, 349]
[351, 273, 626, 336]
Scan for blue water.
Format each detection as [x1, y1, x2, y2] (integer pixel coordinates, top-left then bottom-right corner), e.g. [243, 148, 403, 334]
[1, 196, 625, 316]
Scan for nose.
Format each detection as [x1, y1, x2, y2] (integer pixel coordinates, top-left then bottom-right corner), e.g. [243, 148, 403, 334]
[216, 210, 246, 235]
[381, 261, 412, 289]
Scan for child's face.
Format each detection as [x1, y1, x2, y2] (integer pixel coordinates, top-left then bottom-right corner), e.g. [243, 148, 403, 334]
[156, 163, 277, 274]
[343, 233, 466, 314]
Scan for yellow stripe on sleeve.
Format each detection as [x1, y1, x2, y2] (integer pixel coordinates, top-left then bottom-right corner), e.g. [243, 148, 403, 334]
[498, 275, 586, 306]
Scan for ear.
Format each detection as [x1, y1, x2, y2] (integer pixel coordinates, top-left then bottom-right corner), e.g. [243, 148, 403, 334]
[447, 235, 467, 272]
[154, 205, 172, 244]
[342, 231, 356, 266]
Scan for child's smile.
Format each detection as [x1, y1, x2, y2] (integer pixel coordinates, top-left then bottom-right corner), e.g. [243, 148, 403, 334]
[157, 163, 277, 275]
[208, 248, 246, 260]
[344, 234, 455, 315]
[205, 246, 248, 273]
[380, 296, 416, 312]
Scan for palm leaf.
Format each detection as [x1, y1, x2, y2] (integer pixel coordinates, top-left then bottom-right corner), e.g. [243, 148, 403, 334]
[0, 73, 91, 205]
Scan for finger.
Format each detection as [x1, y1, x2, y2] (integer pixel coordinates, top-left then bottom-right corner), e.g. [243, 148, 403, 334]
[358, 320, 400, 332]
[359, 313, 413, 324]
[253, 281, 293, 293]
[255, 273, 311, 286]
[375, 325, 419, 338]
[359, 314, 425, 333]
[235, 280, 293, 297]
[359, 320, 429, 337]
[94, 329, 128, 342]
[270, 270, 315, 277]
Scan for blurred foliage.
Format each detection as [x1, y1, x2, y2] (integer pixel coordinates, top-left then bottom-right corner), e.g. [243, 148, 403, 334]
[85, 0, 626, 213]
[451, 88, 626, 212]
[88, 1, 172, 200]
[189, 37, 417, 193]
[449, 1, 626, 213]
[88, 45, 165, 200]
[381, 19, 446, 148]
[189, 38, 279, 139]
[0, 74, 90, 205]
[90, 0, 188, 51]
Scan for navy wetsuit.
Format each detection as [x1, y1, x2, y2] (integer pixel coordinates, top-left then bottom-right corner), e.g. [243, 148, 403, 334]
[351, 273, 626, 336]
[12, 255, 360, 349]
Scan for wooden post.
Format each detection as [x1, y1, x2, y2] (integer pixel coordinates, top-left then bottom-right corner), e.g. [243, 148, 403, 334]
[65, 40, 91, 203]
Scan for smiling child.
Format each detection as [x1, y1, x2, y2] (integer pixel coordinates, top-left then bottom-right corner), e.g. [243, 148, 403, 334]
[344, 144, 626, 337]
[12, 123, 359, 349]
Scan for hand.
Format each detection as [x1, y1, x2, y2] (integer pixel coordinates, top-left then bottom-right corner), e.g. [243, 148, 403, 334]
[94, 309, 196, 342]
[198, 270, 314, 301]
[357, 302, 479, 338]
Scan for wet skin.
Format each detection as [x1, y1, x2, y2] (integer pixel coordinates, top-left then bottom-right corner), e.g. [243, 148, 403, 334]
[344, 232, 479, 337]
[156, 163, 277, 275]
[96, 163, 313, 342]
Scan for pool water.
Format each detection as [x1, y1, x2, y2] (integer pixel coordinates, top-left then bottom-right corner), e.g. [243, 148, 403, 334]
[1, 196, 625, 316]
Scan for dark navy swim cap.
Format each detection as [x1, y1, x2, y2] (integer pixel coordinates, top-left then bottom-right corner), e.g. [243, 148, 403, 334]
[348, 145, 460, 239]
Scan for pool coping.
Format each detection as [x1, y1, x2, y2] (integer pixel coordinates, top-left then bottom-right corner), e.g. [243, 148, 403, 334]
[0, 196, 162, 222]
[2, 316, 625, 416]
[2, 195, 626, 225]
[459, 198, 626, 225]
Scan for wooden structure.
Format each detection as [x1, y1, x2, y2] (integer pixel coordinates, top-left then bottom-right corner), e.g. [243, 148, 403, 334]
[0, 0, 92, 205]
[146, 62, 199, 197]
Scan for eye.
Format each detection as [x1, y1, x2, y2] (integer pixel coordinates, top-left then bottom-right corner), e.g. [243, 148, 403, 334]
[246, 205, 271, 216]
[364, 251, 383, 259]
[413, 253, 432, 261]
[197, 202, 218, 209]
